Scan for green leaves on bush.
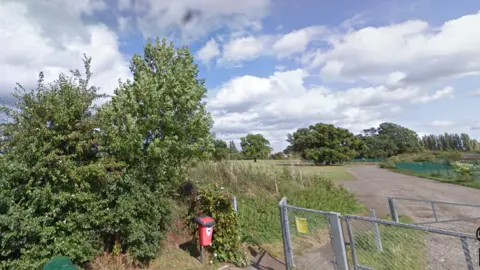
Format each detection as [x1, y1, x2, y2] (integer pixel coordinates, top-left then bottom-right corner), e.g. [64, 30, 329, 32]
[0, 38, 213, 268]
[187, 184, 248, 267]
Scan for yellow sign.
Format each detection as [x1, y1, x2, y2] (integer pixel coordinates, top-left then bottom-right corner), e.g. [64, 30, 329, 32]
[295, 217, 308, 234]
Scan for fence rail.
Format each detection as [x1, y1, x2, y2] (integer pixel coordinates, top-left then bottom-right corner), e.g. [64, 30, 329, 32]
[279, 197, 480, 270]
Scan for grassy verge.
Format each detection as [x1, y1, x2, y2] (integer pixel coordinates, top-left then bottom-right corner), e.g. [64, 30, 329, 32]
[388, 168, 480, 189]
[348, 216, 426, 270]
[229, 160, 357, 181]
[187, 161, 364, 252]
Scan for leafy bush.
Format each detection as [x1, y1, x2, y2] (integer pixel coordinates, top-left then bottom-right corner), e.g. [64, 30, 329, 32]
[451, 162, 479, 181]
[379, 160, 397, 169]
[186, 184, 247, 267]
[0, 38, 213, 268]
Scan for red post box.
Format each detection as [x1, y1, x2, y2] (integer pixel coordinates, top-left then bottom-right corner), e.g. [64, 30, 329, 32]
[195, 216, 215, 246]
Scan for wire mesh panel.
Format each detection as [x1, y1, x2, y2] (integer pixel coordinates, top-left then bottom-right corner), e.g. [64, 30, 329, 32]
[344, 215, 479, 270]
[285, 206, 337, 270]
[390, 197, 480, 233]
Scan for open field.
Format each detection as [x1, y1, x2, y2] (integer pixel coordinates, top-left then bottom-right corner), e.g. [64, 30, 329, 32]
[229, 160, 357, 181]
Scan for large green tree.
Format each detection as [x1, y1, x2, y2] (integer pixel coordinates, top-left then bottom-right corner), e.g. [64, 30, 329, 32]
[240, 134, 272, 162]
[287, 123, 366, 165]
[358, 122, 421, 158]
[0, 38, 214, 268]
[212, 139, 229, 161]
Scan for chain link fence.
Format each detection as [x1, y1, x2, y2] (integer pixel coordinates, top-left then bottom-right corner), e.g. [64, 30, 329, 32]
[344, 215, 479, 270]
[388, 197, 480, 233]
[279, 198, 347, 270]
[280, 197, 480, 270]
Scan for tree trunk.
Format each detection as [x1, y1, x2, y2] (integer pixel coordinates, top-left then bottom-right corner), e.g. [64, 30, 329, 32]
[254, 157, 257, 162]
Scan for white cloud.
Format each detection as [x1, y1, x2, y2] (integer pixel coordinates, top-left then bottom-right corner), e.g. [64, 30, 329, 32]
[303, 11, 480, 85]
[125, 0, 272, 41]
[430, 121, 455, 127]
[0, 1, 130, 103]
[196, 39, 220, 63]
[218, 36, 271, 64]
[412, 86, 454, 104]
[469, 89, 480, 96]
[273, 26, 325, 58]
[208, 68, 453, 151]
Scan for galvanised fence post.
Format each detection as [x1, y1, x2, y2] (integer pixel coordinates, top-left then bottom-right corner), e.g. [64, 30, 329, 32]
[279, 197, 294, 269]
[387, 197, 399, 222]
[328, 213, 349, 270]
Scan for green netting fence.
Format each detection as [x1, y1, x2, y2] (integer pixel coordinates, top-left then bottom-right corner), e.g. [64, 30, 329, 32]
[395, 162, 480, 182]
[349, 158, 386, 164]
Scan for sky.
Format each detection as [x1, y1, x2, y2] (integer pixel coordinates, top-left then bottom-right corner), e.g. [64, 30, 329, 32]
[1, 0, 480, 152]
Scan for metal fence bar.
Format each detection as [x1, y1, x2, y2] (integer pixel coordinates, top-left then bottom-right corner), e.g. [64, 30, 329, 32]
[369, 209, 383, 252]
[460, 237, 474, 270]
[232, 196, 238, 213]
[345, 217, 359, 270]
[345, 215, 477, 239]
[328, 213, 349, 270]
[387, 197, 399, 222]
[415, 217, 480, 225]
[389, 197, 480, 208]
[431, 201, 438, 222]
[286, 204, 336, 215]
[279, 197, 294, 269]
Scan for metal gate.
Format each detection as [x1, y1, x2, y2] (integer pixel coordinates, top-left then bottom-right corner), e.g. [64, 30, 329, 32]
[280, 197, 480, 270]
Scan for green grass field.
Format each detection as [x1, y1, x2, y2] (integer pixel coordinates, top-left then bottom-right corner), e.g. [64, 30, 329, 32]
[230, 160, 357, 181]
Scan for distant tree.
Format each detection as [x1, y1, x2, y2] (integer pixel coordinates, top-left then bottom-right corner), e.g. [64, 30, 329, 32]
[287, 123, 366, 165]
[213, 139, 229, 161]
[229, 140, 239, 153]
[270, 152, 286, 160]
[240, 134, 272, 162]
[359, 122, 421, 157]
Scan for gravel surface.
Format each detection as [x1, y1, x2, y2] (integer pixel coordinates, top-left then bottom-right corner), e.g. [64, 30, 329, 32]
[342, 166, 480, 270]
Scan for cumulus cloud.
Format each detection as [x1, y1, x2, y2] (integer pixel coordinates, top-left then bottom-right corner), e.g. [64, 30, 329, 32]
[218, 36, 272, 64]
[206, 25, 328, 65]
[208, 69, 453, 151]
[0, 1, 130, 104]
[303, 11, 480, 84]
[196, 39, 220, 64]
[430, 121, 455, 127]
[120, 0, 272, 41]
[412, 86, 454, 104]
[272, 26, 325, 58]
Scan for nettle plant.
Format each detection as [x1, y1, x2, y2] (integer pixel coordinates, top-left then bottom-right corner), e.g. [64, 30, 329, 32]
[186, 184, 247, 267]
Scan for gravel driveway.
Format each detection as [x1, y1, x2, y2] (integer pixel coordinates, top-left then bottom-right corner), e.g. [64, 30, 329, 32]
[341, 166, 480, 270]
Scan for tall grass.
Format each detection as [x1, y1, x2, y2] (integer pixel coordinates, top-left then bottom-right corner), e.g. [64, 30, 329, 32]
[187, 161, 364, 245]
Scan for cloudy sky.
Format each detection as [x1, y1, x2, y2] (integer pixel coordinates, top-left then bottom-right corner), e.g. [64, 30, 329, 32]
[1, 0, 480, 152]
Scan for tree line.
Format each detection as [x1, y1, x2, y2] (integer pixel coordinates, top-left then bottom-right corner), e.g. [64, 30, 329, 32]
[213, 122, 480, 164]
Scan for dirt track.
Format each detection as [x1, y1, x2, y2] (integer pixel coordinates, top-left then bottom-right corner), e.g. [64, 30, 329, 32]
[342, 166, 480, 270]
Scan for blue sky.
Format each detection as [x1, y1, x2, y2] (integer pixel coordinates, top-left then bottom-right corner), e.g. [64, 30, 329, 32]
[1, 0, 479, 152]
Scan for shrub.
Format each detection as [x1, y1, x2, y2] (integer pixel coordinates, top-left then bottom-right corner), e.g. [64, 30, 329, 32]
[380, 161, 397, 169]
[186, 184, 247, 266]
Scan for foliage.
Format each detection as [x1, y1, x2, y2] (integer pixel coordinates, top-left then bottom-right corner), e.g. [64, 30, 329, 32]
[186, 184, 247, 267]
[287, 123, 366, 165]
[212, 139, 229, 161]
[187, 161, 364, 245]
[379, 160, 397, 169]
[270, 152, 286, 160]
[421, 133, 480, 152]
[451, 162, 479, 181]
[358, 122, 421, 158]
[0, 59, 113, 269]
[240, 134, 272, 161]
[228, 141, 239, 153]
[0, 38, 213, 268]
